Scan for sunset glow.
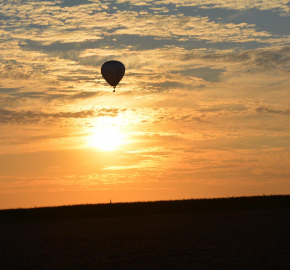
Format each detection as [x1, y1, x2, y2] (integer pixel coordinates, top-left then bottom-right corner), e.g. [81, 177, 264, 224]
[0, 0, 290, 209]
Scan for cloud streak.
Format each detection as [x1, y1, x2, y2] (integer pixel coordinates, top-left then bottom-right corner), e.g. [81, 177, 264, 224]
[256, 106, 290, 115]
[0, 107, 126, 124]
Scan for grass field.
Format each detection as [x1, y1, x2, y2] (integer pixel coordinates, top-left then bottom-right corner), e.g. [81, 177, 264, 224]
[0, 195, 289, 269]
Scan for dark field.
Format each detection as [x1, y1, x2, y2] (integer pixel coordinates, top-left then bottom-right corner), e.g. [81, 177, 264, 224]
[0, 208, 290, 269]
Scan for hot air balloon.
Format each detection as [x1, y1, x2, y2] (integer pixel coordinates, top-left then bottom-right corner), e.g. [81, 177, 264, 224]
[101, 60, 125, 92]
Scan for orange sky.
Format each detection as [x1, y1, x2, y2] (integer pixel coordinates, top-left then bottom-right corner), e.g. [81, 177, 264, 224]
[1, 0, 290, 209]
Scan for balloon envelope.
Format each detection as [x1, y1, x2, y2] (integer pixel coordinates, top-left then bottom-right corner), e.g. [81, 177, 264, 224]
[101, 60, 125, 88]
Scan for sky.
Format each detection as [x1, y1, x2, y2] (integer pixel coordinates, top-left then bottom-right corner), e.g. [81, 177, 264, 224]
[1, 0, 290, 209]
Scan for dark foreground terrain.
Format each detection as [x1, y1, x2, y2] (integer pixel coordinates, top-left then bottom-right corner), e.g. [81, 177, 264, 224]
[0, 197, 289, 269]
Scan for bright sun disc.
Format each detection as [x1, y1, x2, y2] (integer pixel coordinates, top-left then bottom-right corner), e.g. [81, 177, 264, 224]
[88, 126, 124, 151]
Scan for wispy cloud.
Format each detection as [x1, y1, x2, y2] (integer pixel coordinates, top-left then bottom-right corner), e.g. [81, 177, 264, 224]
[256, 106, 290, 115]
[0, 107, 126, 124]
[123, 0, 290, 15]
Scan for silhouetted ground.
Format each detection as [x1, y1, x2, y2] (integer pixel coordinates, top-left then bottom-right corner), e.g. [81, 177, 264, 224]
[1, 195, 289, 223]
[0, 196, 289, 269]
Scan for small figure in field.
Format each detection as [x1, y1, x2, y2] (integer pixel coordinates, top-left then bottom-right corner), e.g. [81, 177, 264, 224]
[110, 199, 112, 204]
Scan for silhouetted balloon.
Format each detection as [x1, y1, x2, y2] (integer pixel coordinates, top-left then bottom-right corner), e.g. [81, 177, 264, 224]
[101, 60, 125, 92]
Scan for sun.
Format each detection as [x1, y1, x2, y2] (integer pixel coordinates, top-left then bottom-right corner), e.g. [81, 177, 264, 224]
[88, 125, 125, 151]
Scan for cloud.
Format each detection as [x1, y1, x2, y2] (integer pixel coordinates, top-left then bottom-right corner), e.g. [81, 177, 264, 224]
[0, 107, 126, 124]
[172, 67, 224, 82]
[108, 13, 273, 43]
[181, 46, 290, 71]
[69, 91, 101, 99]
[127, 0, 290, 15]
[0, 87, 22, 93]
[0, 0, 289, 100]
[0, 0, 281, 46]
[256, 106, 290, 115]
